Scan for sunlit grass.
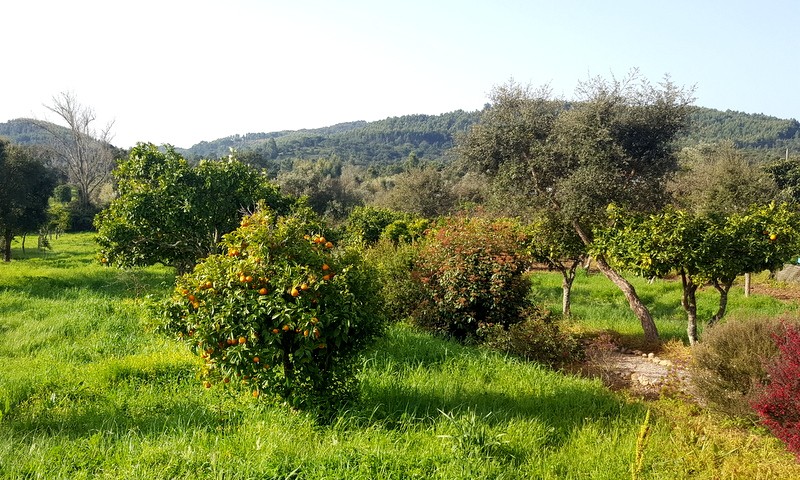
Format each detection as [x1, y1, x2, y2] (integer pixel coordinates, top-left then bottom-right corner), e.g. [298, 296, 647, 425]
[529, 267, 800, 345]
[1, 234, 798, 478]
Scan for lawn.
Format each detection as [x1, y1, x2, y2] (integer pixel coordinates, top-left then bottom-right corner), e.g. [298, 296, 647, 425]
[1, 234, 798, 478]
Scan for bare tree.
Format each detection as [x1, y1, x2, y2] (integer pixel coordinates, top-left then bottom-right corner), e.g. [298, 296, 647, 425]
[35, 92, 115, 210]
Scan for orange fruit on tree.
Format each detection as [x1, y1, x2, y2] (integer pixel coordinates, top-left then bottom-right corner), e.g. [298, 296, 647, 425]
[291, 287, 300, 297]
[322, 264, 330, 271]
[253, 356, 260, 363]
[203, 381, 212, 388]
[300, 283, 309, 291]
[325, 241, 334, 249]
[238, 336, 247, 344]
[252, 390, 260, 398]
[272, 328, 279, 334]
[259, 287, 268, 295]
[282, 324, 291, 331]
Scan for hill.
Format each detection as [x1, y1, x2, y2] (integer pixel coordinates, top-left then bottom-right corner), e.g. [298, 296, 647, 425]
[2, 107, 799, 165]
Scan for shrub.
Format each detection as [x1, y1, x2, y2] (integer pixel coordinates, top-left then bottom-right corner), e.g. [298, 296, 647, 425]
[362, 238, 426, 323]
[161, 207, 386, 412]
[752, 322, 800, 459]
[478, 307, 580, 368]
[691, 316, 795, 418]
[343, 206, 411, 245]
[412, 216, 532, 341]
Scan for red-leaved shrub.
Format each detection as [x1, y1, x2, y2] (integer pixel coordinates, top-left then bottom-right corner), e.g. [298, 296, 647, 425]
[752, 322, 800, 459]
[411, 216, 532, 341]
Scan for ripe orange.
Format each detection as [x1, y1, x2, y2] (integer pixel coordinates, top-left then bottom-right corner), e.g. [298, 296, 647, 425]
[291, 287, 300, 297]
[188, 294, 196, 302]
[322, 274, 331, 281]
[322, 264, 330, 271]
[223, 377, 230, 384]
[238, 336, 247, 344]
[300, 283, 309, 291]
[259, 287, 268, 295]
[253, 356, 260, 363]
[325, 241, 334, 249]
[770, 233, 777, 241]
[303, 330, 309, 337]
[252, 390, 260, 398]
[272, 328, 279, 334]
[245, 275, 254, 283]
[282, 324, 291, 331]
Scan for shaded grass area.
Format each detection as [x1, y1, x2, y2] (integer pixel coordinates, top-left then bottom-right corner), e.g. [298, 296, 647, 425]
[1, 234, 799, 478]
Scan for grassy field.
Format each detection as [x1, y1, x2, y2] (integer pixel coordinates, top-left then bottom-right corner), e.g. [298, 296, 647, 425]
[1, 233, 799, 478]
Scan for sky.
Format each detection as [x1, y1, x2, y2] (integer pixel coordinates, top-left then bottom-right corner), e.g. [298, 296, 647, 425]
[3, 0, 799, 149]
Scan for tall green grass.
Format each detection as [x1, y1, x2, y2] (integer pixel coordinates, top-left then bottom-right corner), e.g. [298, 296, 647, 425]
[1, 234, 798, 478]
[529, 267, 800, 344]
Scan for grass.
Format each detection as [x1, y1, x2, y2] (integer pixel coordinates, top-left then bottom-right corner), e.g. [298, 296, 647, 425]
[529, 266, 800, 346]
[1, 234, 799, 478]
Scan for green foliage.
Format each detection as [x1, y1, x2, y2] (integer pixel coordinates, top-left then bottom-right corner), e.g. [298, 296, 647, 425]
[595, 203, 800, 342]
[361, 238, 426, 323]
[276, 157, 362, 220]
[181, 110, 480, 167]
[478, 308, 581, 367]
[0, 140, 58, 261]
[373, 165, 457, 217]
[160, 208, 386, 411]
[692, 316, 799, 419]
[95, 143, 294, 274]
[412, 216, 532, 341]
[344, 205, 412, 245]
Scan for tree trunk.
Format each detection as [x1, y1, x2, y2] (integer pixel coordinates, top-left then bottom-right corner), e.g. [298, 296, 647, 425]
[710, 278, 733, 326]
[680, 270, 699, 345]
[2, 229, 12, 262]
[560, 261, 580, 317]
[572, 220, 659, 342]
[21, 233, 27, 253]
[744, 272, 751, 297]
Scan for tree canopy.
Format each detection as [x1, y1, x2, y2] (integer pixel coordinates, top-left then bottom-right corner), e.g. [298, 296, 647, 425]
[0, 140, 58, 261]
[457, 72, 695, 341]
[95, 143, 295, 273]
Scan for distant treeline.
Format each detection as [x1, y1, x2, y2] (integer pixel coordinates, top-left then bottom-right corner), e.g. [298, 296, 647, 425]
[2, 107, 799, 167]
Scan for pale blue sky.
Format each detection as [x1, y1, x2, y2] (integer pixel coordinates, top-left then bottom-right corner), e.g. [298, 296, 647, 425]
[3, 0, 798, 148]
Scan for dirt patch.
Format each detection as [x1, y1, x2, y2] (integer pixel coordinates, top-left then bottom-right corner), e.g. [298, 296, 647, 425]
[576, 335, 694, 400]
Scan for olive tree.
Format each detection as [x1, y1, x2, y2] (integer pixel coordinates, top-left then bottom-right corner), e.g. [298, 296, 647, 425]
[458, 72, 694, 342]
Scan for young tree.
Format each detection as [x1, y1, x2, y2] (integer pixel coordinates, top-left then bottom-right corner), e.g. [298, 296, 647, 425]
[0, 140, 58, 261]
[95, 143, 294, 274]
[525, 213, 586, 317]
[596, 204, 800, 344]
[35, 92, 116, 211]
[458, 72, 694, 342]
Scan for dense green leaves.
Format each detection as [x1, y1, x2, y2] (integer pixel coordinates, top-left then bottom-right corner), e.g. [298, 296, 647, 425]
[161, 208, 386, 411]
[95, 143, 294, 273]
[596, 203, 800, 343]
[0, 140, 58, 261]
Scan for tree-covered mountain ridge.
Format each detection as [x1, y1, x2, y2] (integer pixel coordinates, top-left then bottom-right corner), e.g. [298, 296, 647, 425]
[2, 106, 799, 164]
[171, 106, 800, 163]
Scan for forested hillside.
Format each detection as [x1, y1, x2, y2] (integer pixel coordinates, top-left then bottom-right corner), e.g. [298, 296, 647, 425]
[2, 107, 799, 165]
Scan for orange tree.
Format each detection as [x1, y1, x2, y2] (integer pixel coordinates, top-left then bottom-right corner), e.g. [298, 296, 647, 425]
[95, 143, 294, 274]
[596, 203, 800, 344]
[161, 207, 386, 410]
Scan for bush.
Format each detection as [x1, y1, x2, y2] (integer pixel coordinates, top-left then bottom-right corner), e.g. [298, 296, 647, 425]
[478, 307, 580, 368]
[344, 206, 411, 245]
[752, 322, 800, 459]
[691, 316, 795, 418]
[412, 216, 532, 341]
[161, 207, 386, 412]
[362, 238, 426, 323]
